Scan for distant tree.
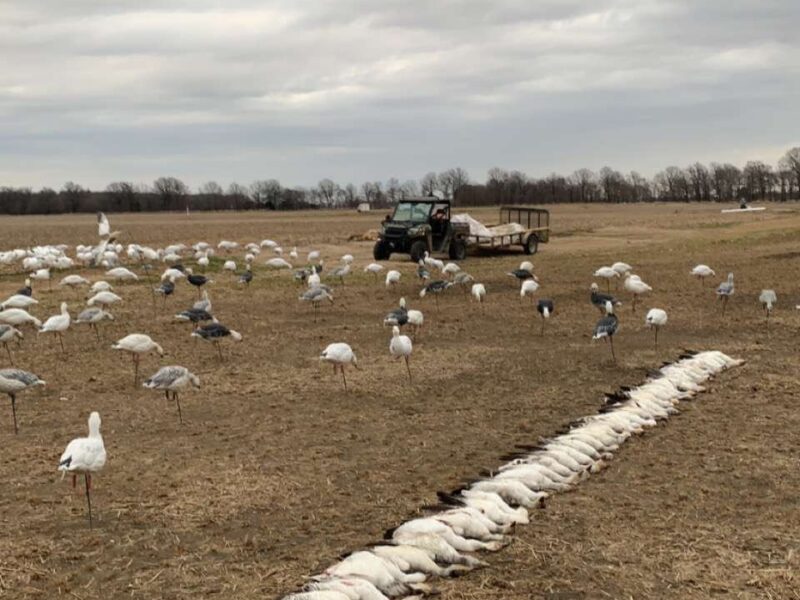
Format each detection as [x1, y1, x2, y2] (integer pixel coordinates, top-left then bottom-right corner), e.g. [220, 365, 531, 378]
[317, 179, 340, 207]
[781, 147, 800, 196]
[385, 178, 401, 204]
[742, 161, 772, 200]
[106, 181, 138, 212]
[570, 169, 596, 203]
[627, 171, 650, 202]
[361, 181, 383, 205]
[399, 180, 419, 199]
[250, 179, 283, 208]
[439, 167, 470, 201]
[61, 181, 87, 212]
[420, 172, 437, 197]
[341, 183, 358, 207]
[199, 181, 223, 195]
[153, 177, 189, 210]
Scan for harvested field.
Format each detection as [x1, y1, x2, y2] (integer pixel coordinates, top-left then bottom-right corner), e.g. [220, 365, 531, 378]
[0, 203, 798, 599]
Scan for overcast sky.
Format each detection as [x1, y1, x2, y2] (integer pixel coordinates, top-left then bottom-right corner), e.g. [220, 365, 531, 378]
[1, 0, 798, 191]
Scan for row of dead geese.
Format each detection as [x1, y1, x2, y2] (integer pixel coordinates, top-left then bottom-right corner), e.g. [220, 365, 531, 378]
[280, 350, 743, 600]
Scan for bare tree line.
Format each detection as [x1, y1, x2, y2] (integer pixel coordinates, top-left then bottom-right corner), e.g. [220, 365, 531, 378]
[1, 150, 799, 215]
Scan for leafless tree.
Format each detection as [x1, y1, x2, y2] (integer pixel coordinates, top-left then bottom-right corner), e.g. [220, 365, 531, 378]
[420, 172, 437, 197]
[153, 177, 189, 210]
[199, 181, 223, 195]
[399, 180, 419, 199]
[250, 179, 282, 207]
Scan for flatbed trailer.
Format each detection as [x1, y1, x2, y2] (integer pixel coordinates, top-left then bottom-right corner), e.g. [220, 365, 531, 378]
[466, 206, 550, 255]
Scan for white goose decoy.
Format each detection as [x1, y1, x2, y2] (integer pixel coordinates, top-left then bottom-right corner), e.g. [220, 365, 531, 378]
[58, 411, 106, 527]
[198, 253, 210, 270]
[266, 257, 292, 270]
[442, 262, 461, 278]
[307, 265, 321, 289]
[90, 280, 113, 293]
[0, 368, 46, 434]
[593, 266, 619, 291]
[320, 342, 358, 391]
[623, 273, 652, 313]
[299, 286, 334, 322]
[423, 251, 444, 273]
[40, 301, 71, 352]
[218, 240, 239, 252]
[105, 267, 138, 282]
[519, 260, 534, 273]
[97, 211, 121, 240]
[75, 307, 115, 339]
[0, 308, 41, 329]
[520, 279, 539, 303]
[329, 263, 350, 285]
[716, 273, 734, 316]
[289, 247, 299, 261]
[59, 275, 90, 289]
[759, 289, 777, 326]
[363, 262, 384, 282]
[691, 264, 715, 285]
[385, 270, 401, 289]
[261, 239, 278, 249]
[307, 250, 321, 263]
[112, 334, 165, 386]
[471, 283, 486, 307]
[1, 294, 39, 310]
[0, 324, 23, 365]
[611, 262, 632, 277]
[407, 308, 424, 339]
[30, 268, 51, 291]
[341, 254, 354, 265]
[645, 308, 668, 350]
[143, 366, 200, 423]
[389, 325, 414, 382]
[87, 290, 122, 307]
[223, 260, 237, 274]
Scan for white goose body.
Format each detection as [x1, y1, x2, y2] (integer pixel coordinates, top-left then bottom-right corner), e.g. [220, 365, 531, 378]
[87, 291, 122, 307]
[106, 267, 139, 281]
[41, 302, 71, 334]
[385, 270, 401, 288]
[471, 283, 486, 303]
[58, 412, 106, 475]
[1, 294, 39, 309]
[0, 308, 41, 328]
[59, 275, 90, 288]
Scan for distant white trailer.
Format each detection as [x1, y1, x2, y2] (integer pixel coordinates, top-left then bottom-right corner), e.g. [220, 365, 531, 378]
[721, 207, 766, 213]
[357, 202, 371, 213]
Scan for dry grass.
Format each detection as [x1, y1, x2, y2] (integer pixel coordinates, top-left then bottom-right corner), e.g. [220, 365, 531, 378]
[0, 203, 798, 599]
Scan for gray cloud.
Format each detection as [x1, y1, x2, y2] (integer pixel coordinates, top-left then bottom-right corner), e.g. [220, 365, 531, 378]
[1, 0, 798, 190]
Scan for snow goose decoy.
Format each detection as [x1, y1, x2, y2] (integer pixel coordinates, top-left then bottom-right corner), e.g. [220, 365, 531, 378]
[185, 268, 213, 297]
[759, 289, 776, 328]
[520, 279, 539, 304]
[58, 411, 106, 527]
[112, 334, 165, 386]
[593, 300, 619, 363]
[623, 273, 652, 313]
[420, 280, 452, 308]
[265, 257, 292, 270]
[193, 290, 212, 313]
[416, 260, 430, 282]
[75, 307, 114, 340]
[471, 283, 486, 307]
[507, 265, 535, 283]
[611, 262, 632, 278]
[0, 368, 45, 433]
[537, 299, 554, 335]
[645, 308, 667, 350]
[238, 264, 253, 287]
[223, 260, 237, 274]
[89, 280, 113, 294]
[59, 275, 90, 289]
[16, 278, 32, 297]
[30, 268, 51, 291]
[87, 290, 122, 308]
[191, 321, 242, 360]
[299, 286, 334, 322]
[0, 324, 23, 365]
[0, 308, 42, 329]
[39, 301, 71, 352]
[319, 342, 358, 390]
[389, 325, 413, 382]
[97, 211, 121, 241]
[1, 294, 39, 310]
[716, 273, 734, 316]
[154, 277, 176, 305]
[383, 297, 408, 327]
[143, 366, 200, 423]
[423, 251, 444, 273]
[105, 267, 138, 282]
[364, 262, 384, 282]
[691, 264, 715, 286]
[328, 263, 350, 286]
[385, 270, 401, 289]
[594, 266, 619, 291]
[442, 262, 461, 278]
[590, 283, 621, 314]
[174, 308, 213, 329]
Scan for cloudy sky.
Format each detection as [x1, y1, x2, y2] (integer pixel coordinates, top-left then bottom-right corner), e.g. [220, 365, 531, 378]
[1, 0, 798, 191]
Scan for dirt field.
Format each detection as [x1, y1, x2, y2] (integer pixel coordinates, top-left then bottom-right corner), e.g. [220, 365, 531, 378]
[0, 203, 798, 600]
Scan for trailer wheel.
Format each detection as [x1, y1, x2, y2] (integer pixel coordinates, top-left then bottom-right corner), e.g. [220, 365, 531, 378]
[410, 240, 427, 263]
[449, 239, 467, 261]
[523, 234, 539, 255]
[373, 240, 391, 260]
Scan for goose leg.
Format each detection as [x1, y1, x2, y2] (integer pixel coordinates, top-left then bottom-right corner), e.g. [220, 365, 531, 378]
[85, 473, 93, 528]
[540, 317, 545, 336]
[609, 336, 617, 362]
[58, 332, 65, 353]
[133, 354, 139, 387]
[174, 391, 183, 424]
[5, 343, 14, 366]
[404, 355, 412, 382]
[216, 341, 223, 361]
[654, 327, 658, 351]
[10, 393, 18, 434]
[341, 366, 348, 391]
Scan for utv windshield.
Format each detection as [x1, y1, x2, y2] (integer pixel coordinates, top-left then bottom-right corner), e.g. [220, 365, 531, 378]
[393, 202, 432, 223]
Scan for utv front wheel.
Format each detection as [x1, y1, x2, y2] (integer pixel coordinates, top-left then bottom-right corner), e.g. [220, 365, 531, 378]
[448, 239, 467, 261]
